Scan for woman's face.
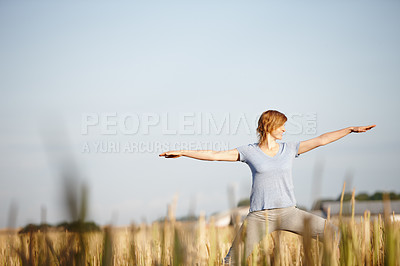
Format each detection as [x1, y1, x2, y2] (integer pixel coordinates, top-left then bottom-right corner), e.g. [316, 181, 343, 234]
[270, 124, 286, 140]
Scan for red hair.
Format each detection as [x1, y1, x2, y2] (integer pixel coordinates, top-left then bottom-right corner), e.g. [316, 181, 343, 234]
[256, 110, 287, 145]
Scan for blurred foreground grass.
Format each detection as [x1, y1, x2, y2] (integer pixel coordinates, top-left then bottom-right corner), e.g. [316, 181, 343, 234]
[1, 177, 399, 265]
[1, 212, 399, 265]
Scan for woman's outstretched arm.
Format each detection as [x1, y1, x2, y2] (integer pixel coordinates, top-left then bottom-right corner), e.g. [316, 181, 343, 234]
[159, 149, 239, 161]
[298, 125, 376, 155]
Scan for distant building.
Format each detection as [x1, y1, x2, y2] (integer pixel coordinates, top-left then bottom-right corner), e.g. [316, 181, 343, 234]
[209, 206, 249, 227]
[311, 200, 400, 221]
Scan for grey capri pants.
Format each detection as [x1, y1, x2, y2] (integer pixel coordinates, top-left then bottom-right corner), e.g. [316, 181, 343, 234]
[224, 205, 339, 262]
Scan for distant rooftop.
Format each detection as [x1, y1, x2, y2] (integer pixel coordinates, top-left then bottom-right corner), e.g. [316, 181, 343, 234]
[316, 200, 400, 217]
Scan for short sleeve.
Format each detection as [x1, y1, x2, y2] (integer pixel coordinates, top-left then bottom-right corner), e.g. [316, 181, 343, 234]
[235, 145, 247, 163]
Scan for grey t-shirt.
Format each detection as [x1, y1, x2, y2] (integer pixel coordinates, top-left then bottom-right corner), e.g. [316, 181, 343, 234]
[236, 141, 301, 212]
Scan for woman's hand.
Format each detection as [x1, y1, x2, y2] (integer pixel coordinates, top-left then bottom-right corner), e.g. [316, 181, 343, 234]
[159, 150, 183, 158]
[351, 125, 376, 133]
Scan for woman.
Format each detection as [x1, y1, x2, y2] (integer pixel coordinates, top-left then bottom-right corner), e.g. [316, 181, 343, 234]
[159, 110, 375, 264]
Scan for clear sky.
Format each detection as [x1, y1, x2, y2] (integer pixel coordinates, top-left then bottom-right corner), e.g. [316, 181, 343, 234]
[1, 0, 399, 228]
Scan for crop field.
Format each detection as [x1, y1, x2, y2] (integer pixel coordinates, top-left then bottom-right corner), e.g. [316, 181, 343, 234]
[1, 184, 399, 265]
[1, 211, 399, 266]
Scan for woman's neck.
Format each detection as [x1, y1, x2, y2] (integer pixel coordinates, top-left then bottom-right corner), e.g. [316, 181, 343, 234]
[259, 135, 278, 150]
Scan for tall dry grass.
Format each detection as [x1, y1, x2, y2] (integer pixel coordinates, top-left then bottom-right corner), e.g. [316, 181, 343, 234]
[1, 207, 399, 265]
[1, 180, 399, 265]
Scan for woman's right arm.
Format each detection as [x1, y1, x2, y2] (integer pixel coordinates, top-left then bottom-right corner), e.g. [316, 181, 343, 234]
[159, 149, 240, 162]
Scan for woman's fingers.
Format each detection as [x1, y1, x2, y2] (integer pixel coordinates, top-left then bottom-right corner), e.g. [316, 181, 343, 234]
[166, 154, 180, 158]
[159, 151, 181, 158]
[352, 124, 376, 133]
[362, 125, 376, 131]
[163, 154, 181, 158]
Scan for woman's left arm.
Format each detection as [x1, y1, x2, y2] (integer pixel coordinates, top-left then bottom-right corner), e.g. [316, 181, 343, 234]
[298, 125, 376, 155]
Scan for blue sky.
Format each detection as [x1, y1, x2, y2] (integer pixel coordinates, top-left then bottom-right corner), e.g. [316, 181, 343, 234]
[1, 0, 399, 228]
